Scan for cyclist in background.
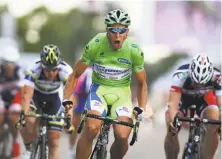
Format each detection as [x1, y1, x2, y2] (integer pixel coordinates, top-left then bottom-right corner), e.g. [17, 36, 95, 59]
[63, 9, 148, 159]
[68, 67, 92, 159]
[0, 46, 24, 158]
[164, 54, 221, 159]
[20, 44, 73, 159]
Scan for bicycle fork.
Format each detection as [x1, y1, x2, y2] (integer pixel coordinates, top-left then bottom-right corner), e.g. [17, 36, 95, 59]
[91, 123, 110, 159]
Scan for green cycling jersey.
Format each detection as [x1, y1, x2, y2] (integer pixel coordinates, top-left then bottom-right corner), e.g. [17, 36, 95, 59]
[81, 33, 144, 87]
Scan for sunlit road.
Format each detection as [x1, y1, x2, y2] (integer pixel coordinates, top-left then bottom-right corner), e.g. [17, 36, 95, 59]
[20, 109, 221, 159]
[58, 109, 221, 159]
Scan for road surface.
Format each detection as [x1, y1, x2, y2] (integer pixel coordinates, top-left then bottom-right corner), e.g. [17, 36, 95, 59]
[57, 109, 221, 159]
[18, 109, 221, 159]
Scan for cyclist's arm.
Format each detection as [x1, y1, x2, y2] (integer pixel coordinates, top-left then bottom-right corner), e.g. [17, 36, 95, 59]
[63, 60, 88, 101]
[135, 70, 147, 110]
[216, 95, 221, 115]
[22, 85, 34, 114]
[167, 91, 181, 122]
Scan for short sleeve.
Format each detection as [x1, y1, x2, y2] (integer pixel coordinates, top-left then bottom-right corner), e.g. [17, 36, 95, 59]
[59, 62, 73, 84]
[24, 62, 40, 87]
[131, 44, 144, 73]
[80, 34, 101, 65]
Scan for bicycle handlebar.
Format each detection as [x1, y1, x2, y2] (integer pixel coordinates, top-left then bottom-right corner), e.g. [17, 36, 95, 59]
[86, 113, 135, 128]
[15, 110, 73, 133]
[175, 116, 221, 125]
[77, 110, 140, 146]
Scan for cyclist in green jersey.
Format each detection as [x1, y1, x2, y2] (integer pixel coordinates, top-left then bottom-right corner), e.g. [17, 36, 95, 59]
[63, 9, 148, 159]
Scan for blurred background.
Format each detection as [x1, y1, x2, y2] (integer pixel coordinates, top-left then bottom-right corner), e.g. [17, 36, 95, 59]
[0, 0, 221, 158]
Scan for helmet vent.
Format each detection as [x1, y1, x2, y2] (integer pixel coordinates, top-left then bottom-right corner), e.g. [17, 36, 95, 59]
[120, 17, 127, 23]
[116, 10, 121, 18]
[197, 66, 200, 73]
[110, 17, 116, 23]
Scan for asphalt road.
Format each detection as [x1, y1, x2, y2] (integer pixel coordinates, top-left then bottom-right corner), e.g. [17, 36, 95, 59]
[18, 109, 221, 159]
[58, 109, 221, 159]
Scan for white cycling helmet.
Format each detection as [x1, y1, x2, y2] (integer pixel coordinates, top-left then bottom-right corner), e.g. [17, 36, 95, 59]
[189, 54, 213, 84]
[104, 9, 131, 26]
[0, 46, 20, 62]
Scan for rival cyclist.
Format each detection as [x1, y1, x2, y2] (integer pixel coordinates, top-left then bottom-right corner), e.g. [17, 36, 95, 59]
[20, 44, 73, 159]
[0, 46, 24, 158]
[63, 9, 148, 159]
[164, 54, 221, 159]
[68, 67, 92, 159]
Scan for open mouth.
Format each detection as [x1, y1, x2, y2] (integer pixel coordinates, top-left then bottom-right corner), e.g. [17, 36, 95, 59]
[114, 40, 120, 44]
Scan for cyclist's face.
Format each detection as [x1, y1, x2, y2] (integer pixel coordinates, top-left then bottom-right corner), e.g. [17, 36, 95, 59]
[2, 61, 16, 77]
[43, 67, 59, 81]
[107, 24, 129, 50]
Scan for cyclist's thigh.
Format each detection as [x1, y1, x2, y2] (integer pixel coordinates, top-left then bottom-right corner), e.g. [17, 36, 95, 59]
[47, 130, 61, 144]
[110, 86, 133, 120]
[85, 83, 107, 116]
[73, 93, 86, 114]
[109, 87, 133, 138]
[199, 91, 219, 119]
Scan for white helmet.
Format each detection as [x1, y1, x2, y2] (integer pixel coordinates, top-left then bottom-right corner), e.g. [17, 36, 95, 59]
[189, 54, 213, 84]
[104, 9, 131, 26]
[0, 46, 20, 62]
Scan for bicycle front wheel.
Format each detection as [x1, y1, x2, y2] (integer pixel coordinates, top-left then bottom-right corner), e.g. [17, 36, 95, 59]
[191, 143, 201, 159]
[39, 135, 48, 159]
[30, 140, 39, 159]
[97, 145, 107, 159]
[182, 143, 189, 159]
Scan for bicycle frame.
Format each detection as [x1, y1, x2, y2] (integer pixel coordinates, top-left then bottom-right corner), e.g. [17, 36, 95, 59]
[77, 108, 139, 159]
[31, 116, 48, 159]
[16, 109, 71, 159]
[0, 111, 20, 159]
[174, 105, 221, 159]
[0, 113, 11, 159]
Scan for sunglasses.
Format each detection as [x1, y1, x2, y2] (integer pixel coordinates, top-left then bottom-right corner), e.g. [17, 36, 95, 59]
[44, 67, 58, 72]
[107, 27, 128, 34]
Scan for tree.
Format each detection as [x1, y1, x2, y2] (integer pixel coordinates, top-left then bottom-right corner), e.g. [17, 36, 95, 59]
[17, 6, 101, 64]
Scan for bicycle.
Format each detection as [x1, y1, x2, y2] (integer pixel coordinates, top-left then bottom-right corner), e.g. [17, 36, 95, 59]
[77, 105, 141, 159]
[0, 112, 12, 159]
[173, 105, 221, 159]
[16, 106, 72, 159]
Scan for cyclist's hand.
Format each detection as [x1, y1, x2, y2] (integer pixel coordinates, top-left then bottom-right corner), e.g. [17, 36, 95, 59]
[215, 75, 222, 86]
[64, 114, 74, 134]
[15, 110, 26, 129]
[133, 106, 144, 122]
[65, 124, 75, 134]
[62, 100, 73, 114]
[168, 122, 177, 134]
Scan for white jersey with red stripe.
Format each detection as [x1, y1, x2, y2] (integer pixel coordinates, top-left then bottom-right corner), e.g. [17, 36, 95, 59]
[170, 64, 221, 97]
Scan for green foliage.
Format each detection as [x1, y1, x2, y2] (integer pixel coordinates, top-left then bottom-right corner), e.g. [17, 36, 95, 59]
[16, 6, 101, 65]
[15, 5, 188, 90]
[131, 52, 188, 89]
[145, 52, 188, 86]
